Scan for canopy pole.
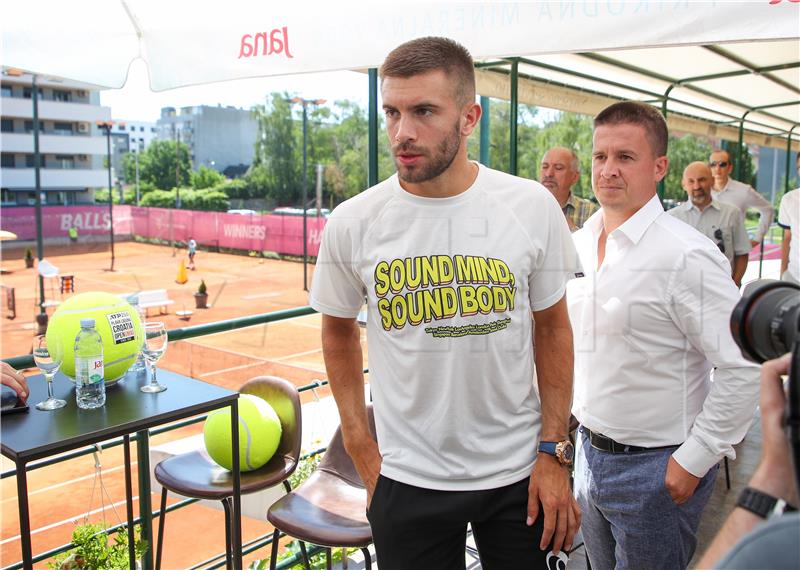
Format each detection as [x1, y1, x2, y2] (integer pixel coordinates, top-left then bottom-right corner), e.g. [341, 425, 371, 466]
[32, 74, 45, 316]
[786, 124, 799, 195]
[368, 68, 378, 188]
[735, 111, 751, 181]
[509, 59, 519, 175]
[658, 84, 677, 204]
[479, 96, 490, 166]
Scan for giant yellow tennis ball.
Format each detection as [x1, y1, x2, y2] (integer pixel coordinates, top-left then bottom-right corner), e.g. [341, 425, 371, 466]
[203, 394, 282, 472]
[47, 291, 143, 382]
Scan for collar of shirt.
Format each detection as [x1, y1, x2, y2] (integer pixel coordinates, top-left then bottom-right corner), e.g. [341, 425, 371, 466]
[585, 194, 664, 246]
[681, 198, 721, 214]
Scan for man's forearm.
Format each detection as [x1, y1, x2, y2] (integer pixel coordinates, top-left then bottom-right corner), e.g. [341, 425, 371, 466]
[321, 315, 371, 445]
[781, 229, 791, 274]
[533, 298, 574, 441]
[732, 255, 747, 287]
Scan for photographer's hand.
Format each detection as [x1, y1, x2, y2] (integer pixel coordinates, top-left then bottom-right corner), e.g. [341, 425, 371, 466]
[697, 353, 798, 568]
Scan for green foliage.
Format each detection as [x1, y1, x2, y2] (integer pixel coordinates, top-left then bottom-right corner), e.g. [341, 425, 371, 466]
[218, 179, 252, 200]
[253, 94, 301, 204]
[138, 188, 229, 211]
[49, 523, 147, 570]
[122, 140, 192, 191]
[191, 165, 226, 190]
[25, 248, 33, 260]
[197, 279, 207, 295]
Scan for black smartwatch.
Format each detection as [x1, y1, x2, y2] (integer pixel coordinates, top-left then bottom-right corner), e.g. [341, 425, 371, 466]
[736, 487, 798, 519]
[537, 440, 574, 467]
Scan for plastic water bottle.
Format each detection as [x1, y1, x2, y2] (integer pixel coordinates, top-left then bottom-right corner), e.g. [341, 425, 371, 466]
[127, 295, 146, 373]
[75, 318, 106, 409]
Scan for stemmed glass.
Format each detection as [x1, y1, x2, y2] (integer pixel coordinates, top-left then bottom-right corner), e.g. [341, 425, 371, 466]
[140, 322, 168, 393]
[33, 335, 67, 410]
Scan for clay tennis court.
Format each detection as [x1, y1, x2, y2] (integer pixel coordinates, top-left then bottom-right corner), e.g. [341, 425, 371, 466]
[1, 240, 364, 568]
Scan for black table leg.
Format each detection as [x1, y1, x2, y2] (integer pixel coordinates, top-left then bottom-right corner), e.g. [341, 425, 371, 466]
[230, 397, 242, 570]
[124, 435, 136, 570]
[137, 429, 154, 570]
[16, 459, 32, 570]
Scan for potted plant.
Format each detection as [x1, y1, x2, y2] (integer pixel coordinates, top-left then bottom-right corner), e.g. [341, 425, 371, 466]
[50, 522, 148, 569]
[194, 279, 209, 309]
[24, 248, 34, 268]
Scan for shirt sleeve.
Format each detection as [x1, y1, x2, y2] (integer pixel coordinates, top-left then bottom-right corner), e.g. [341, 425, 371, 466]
[667, 247, 760, 477]
[731, 209, 752, 256]
[745, 185, 775, 242]
[778, 190, 796, 230]
[528, 192, 582, 312]
[308, 214, 366, 318]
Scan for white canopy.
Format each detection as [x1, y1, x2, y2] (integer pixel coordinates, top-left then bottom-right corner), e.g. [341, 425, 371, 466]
[3, 1, 799, 147]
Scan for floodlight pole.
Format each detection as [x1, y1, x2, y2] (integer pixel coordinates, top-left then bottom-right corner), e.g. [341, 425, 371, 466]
[32, 74, 46, 315]
[291, 97, 325, 291]
[97, 121, 116, 271]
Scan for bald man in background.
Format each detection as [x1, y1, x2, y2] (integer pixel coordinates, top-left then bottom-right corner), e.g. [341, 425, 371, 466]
[540, 147, 598, 231]
[670, 162, 750, 287]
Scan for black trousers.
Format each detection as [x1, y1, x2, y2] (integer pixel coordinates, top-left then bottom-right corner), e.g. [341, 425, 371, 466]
[366, 475, 550, 569]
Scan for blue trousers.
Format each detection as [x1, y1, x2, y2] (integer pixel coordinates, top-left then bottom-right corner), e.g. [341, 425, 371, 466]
[574, 430, 717, 570]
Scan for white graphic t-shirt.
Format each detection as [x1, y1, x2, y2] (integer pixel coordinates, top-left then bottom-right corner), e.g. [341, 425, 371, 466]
[310, 164, 579, 491]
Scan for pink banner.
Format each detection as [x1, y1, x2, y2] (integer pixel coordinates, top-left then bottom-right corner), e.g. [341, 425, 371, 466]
[1, 206, 326, 257]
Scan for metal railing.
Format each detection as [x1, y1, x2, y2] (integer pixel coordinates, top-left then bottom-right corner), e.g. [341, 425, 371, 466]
[0, 305, 365, 570]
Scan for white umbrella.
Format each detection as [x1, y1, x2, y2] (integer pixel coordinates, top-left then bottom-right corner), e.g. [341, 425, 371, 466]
[3, 1, 798, 91]
[0, 230, 18, 241]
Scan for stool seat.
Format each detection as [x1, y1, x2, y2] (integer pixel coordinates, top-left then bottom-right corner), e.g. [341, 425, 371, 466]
[155, 450, 297, 500]
[267, 469, 371, 547]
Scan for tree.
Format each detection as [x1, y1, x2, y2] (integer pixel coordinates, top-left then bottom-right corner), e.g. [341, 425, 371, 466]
[191, 165, 225, 189]
[252, 93, 300, 204]
[122, 140, 192, 191]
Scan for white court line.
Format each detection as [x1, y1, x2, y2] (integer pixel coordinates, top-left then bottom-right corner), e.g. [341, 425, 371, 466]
[1, 464, 132, 504]
[1, 497, 138, 545]
[273, 348, 323, 362]
[241, 292, 283, 300]
[198, 360, 269, 379]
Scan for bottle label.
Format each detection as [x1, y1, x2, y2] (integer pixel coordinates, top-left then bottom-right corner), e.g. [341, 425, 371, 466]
[76, 357, 104, 384]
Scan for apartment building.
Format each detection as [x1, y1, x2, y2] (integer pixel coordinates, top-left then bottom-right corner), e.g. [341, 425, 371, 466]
[156, 105, 257, 175]
[1, 70, 111, 206]
[110, 120, 158, 183]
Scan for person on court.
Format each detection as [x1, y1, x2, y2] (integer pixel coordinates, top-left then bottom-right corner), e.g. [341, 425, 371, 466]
[310, 37, 580, 568]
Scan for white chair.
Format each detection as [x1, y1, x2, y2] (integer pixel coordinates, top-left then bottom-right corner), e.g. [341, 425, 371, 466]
[36, 259, 61, 311]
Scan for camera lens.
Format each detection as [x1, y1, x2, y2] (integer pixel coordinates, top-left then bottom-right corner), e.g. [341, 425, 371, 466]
[730, 280, 800, 363]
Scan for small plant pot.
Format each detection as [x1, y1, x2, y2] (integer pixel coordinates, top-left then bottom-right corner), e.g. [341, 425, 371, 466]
[194, 292, 208, 309]
[25, 257, 34, 269]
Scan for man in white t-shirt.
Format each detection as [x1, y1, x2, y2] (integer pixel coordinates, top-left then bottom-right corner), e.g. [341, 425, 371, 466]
[778, 153, 800, 285]
[310, 36, 581, 569]
[710, 149, 774, 248]
[568, 101, 760, 569]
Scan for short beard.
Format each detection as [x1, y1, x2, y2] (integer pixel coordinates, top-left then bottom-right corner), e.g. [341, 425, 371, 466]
[393, 121, 461, 184]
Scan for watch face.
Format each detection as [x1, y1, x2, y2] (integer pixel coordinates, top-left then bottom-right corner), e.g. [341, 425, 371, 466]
[558, 441, 575, 464]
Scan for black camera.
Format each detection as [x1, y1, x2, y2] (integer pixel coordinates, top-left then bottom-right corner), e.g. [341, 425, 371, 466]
[730, 279, 800, 491]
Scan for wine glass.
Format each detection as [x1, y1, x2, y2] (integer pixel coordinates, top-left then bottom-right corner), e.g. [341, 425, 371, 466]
[140, 322, 168, 393]
[33, 335, 67, 410]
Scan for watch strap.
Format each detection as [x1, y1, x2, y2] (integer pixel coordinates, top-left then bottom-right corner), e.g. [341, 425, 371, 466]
[737, 487, 798, 519]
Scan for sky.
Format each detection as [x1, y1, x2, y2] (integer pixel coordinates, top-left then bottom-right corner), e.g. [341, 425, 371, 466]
[99, 59, 372, 123]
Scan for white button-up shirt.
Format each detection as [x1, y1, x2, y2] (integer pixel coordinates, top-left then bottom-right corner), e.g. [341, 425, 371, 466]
[712, 178, 774, 242]
[568, 195, 760, 477]
[668, 199, 751, 269]
[778, 188, 800, 281]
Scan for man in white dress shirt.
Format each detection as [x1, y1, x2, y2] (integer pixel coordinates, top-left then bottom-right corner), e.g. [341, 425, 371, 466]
[709, 149, 774, 248]
[669, 162, 751, 287]
[568, 101, 760, 570]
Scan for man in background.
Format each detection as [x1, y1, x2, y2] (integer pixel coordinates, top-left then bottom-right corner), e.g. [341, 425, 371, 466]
[710, 149, 774, 248]
[540, 146, 598, 231]
[670, 161, 750, 287]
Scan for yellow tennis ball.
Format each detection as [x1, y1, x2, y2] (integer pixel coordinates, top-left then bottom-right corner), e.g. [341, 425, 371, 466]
[203, 394, 282, 472]
[47, 291, 143, 382]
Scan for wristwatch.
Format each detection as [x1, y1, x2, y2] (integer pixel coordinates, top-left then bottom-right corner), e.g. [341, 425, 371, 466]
[737, 487, 798, 519]
[538, 440, 574, 467]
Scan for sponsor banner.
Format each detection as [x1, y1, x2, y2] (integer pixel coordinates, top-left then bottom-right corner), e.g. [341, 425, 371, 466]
[1, 206, 325, 257]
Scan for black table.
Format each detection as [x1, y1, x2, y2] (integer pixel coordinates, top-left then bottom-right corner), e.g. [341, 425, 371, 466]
[1, 369, 243, 570]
